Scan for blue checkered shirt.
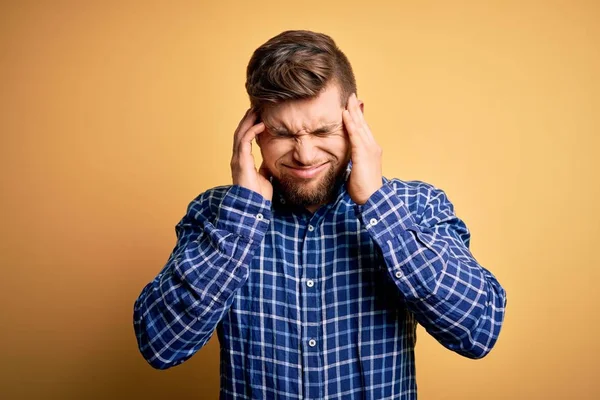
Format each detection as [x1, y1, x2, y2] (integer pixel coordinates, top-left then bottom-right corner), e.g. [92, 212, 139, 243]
[133, 171, 507, 399]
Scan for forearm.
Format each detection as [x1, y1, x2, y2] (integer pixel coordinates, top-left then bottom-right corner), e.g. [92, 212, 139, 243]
[133, 185, 271, 369]
[376, 227, 505, 358]
[357, 182, 507, 359]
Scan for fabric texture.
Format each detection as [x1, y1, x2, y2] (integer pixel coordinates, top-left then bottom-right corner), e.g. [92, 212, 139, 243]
[133, 167, 507, 399]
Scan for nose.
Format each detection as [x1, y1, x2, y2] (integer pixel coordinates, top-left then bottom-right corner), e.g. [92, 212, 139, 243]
[291, 134, 319, 166]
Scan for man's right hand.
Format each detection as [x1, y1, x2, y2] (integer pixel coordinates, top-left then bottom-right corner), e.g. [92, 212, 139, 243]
[230, 109, 273, 201]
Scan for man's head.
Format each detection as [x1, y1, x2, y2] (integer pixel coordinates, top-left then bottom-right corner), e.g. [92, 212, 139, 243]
[245, 30, 362, 210]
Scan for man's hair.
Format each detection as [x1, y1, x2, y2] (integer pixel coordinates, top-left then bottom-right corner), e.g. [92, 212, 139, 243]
[245, 30, 357, 115]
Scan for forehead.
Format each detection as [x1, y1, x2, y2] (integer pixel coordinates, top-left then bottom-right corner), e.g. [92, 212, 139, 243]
[261, 83, 344, 130]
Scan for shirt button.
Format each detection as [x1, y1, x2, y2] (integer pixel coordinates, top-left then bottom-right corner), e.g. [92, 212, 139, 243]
[395, 271, 402, 278]
[306, 280, 314, 288]
[369, 218, 378, 226]
[307, 224, 314, 232]
[308, 339, 317, 347]
[256, 213, 264, 221]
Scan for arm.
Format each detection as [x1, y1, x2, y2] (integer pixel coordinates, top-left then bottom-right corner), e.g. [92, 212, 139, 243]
[133, 108, 272, 369]
[356, 179, 507, 359]
[133, 185, 271, 369]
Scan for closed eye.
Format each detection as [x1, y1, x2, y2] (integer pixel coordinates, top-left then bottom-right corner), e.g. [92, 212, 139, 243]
[312, 123, 343, 137]
[274, 132, 295, 139]
[312, 129, 331, 136]
[265, 128, 293, 139]
[266, 123, 342, 139]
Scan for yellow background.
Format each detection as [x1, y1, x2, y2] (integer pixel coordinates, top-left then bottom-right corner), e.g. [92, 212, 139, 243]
[1, 1, 598, 399]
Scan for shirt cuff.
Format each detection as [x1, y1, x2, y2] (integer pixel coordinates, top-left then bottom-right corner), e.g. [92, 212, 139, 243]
[356, 182, 439, 296]
[355, 182, 420, 243]
[215, 185, 272, 242]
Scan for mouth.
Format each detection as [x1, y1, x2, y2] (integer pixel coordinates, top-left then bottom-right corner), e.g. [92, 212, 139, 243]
[283, 162, 329, 179]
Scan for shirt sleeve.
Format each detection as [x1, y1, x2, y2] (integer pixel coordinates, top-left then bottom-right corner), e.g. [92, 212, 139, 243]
[133, 185, 272, 369]
[356, 180, 507, 359]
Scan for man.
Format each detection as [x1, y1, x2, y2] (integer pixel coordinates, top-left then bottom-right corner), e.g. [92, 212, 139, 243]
[133, 30, 507, 399]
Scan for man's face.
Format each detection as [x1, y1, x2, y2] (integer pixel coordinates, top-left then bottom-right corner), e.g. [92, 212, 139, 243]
[257, 83, 352, 209]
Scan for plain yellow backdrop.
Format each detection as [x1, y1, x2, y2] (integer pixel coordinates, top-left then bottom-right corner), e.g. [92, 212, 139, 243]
[1, 1, 598, 399]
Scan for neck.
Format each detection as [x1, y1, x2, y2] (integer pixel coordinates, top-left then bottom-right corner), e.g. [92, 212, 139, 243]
[305, 204, 321, 213]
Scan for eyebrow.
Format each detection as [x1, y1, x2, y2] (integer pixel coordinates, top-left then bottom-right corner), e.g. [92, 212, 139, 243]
[267, 122, 343, 136]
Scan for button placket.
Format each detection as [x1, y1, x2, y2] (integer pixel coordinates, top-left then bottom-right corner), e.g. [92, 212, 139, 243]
[301, 218, 322, 398]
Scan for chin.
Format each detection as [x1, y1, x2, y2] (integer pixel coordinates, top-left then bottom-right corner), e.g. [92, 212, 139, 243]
[273, 163, 345, 207]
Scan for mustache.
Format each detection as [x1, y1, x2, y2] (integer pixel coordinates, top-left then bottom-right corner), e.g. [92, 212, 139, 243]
[282, 160, 333, 168]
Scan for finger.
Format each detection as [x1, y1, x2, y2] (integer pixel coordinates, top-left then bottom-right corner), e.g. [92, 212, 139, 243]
[233, 109, 251, 151]
[234, 108, 252, 134]
[234, 109, 259, 144]
[347, 94, 375, 143]
[342, 109, 363, 146]
[237, 122, 265, 156]
[349, 93, 367, 128]
[346, 93, 357, 116]
[233, 111, 260, 154]
[345, 93, 360, 125]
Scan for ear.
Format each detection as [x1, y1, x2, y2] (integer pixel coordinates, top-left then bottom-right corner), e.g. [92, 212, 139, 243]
[358, 100, 364, 114]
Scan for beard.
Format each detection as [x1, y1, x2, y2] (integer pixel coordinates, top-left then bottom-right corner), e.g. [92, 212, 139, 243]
[273, 162, 347, 208]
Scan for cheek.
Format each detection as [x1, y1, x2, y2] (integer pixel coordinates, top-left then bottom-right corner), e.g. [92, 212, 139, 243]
[328, 136, 350, 158]
[260, 140, 292, 165]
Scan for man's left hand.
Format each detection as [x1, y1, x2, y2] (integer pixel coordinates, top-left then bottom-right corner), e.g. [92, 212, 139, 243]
[342, 93, 383, 205]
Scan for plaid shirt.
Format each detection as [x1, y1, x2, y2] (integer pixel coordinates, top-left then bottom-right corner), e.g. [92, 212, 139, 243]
[133, 168, 507, 399]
